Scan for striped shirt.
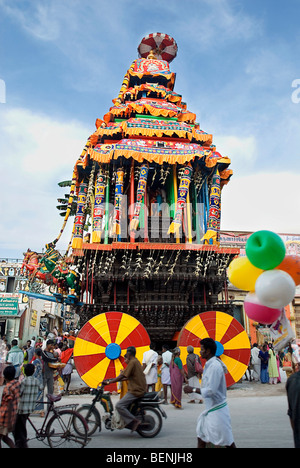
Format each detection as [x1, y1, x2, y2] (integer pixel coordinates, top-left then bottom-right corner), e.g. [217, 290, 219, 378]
[0, 379, 20, 429]
[18, 376, 44, 415]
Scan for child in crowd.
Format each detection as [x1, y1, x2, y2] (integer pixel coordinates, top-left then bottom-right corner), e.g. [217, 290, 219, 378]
[0, 365, 20, 448]
[14, 363, 44, 448]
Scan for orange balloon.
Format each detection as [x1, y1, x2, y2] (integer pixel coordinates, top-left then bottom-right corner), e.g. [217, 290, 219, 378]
[275, 255, 300, 286]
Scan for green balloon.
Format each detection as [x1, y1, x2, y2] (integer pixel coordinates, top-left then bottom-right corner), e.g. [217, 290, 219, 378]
[246, 230, 286, 270]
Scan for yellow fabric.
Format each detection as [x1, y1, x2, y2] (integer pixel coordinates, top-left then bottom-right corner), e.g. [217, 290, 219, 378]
[87, 146, 201, 166]
[177, 111, 196, 122]
[167, 221, 181, 234]
[103, 98, 195, 124]
[71, 237, 83, 249]
[192, 129, 213, 144]
[89, 120, 213, 144]
[91, 230, 102, 243]
[116, 83, 183, 105]
[129, 218, 139, 232]
[123, 124, 191, 141]
[129, 101, 178, 118]
[201, 229, 219, 245]
[112, 223, 121, 236]
[219, 169, 233, 179]
[128, 69, 176, 87]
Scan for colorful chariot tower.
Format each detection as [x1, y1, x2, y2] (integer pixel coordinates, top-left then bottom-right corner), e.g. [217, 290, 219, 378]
[48, 33, 240, 344]
[59, 33, 240, 344]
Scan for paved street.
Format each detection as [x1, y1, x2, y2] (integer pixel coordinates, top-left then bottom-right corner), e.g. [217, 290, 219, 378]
[60, 390, 293, 449]
[1, 370, 294, 449]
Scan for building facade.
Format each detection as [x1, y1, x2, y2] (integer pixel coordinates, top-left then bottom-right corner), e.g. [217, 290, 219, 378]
[0, 259, 66, 345]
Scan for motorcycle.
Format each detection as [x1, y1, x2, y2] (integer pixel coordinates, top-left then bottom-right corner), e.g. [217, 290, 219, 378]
[76, 383, 167, 438]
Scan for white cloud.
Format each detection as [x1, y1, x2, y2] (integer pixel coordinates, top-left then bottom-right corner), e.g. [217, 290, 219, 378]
[171, 0, 262, 53]
[212, 131, 300, 234]
[0, 106, 89, 177]
[0, 106, 90, 256]
[0, 0, 70, 41]
[214, 134, 257, 173]
[221, 171, 300, 234]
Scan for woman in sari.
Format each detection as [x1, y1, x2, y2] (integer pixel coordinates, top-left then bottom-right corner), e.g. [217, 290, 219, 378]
[61, 346, 74, 394]
[170, 348, 187, 409]
[268, 343, 279, 385]
[259, 344, 270, 384]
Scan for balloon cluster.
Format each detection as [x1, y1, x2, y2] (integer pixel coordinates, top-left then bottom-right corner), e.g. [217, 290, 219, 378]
[228, 230, 300, 325]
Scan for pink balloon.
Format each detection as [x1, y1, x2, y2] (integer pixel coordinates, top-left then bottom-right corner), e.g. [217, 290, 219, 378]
[244, 293, 282, 325]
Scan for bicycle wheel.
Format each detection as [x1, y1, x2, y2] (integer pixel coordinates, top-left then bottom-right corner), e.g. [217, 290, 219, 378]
[76, 405, 101, 436]
[46, 409, 88, 448]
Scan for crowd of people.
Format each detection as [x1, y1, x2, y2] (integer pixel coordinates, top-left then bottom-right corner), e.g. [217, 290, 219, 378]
[0, 330, 76, 448]
[140, 343, 203, 410]
[105, 339, 235, 448]
[249, 340, 300, 384]
[2, 331, 300, 449]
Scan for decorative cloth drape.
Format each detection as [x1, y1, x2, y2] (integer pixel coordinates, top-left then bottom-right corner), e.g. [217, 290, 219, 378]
[201, 169, 221, 245]
[168, 163, 193, 234]
[112, 168, 125, 236]
[92, 169, 106, 243]
[129, 162, 149, 231]
[72, 180, 88, 249]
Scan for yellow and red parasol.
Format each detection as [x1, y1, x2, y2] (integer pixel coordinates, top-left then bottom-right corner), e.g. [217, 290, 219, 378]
[138, 33, 178, 63]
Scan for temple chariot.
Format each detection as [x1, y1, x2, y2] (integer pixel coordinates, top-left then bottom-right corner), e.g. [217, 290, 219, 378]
[23, 33, 240, 346]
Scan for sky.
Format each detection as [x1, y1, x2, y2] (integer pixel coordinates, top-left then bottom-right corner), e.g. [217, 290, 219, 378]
[0, 0, 300, 259]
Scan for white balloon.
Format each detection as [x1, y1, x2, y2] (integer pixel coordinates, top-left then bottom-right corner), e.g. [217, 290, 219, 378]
[255, 269, 296, 309]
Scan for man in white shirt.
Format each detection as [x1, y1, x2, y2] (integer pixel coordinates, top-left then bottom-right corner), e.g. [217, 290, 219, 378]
[142, 343, 158, 392]
[184, 338, 236, 448]
[161, 344, 172, 404]
[6, 339, 24, 378]
[251, 343, 261, 381]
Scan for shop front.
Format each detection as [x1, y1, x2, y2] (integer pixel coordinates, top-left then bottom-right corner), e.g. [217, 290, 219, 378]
[0, 295, 27, 343]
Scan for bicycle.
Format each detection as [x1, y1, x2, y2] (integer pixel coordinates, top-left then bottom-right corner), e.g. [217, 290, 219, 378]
[77, 383, 167, 438]
[27, 393, 89, 448]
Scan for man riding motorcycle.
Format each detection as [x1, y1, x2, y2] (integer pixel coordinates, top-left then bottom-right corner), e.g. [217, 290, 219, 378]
[102, 346, 147, 432]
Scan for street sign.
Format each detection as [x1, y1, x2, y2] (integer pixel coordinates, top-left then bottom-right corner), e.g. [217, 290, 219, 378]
[0, 297, 19, 316]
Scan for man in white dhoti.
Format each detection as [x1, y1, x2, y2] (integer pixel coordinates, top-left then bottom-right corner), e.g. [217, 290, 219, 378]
[184, 338, 236, 448]
[250, 343, 261, 381]
[161, 345, 172, 404]
[142, 344, 158, 392]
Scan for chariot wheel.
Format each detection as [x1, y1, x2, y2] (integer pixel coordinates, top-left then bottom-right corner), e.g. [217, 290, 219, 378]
[73, 312, 150, 390]
[178, 311, 251, 387]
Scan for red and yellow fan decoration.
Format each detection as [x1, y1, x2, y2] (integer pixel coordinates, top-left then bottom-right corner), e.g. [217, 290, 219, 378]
[73, 312, 150, 390]
[178, 311, 251, 387]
